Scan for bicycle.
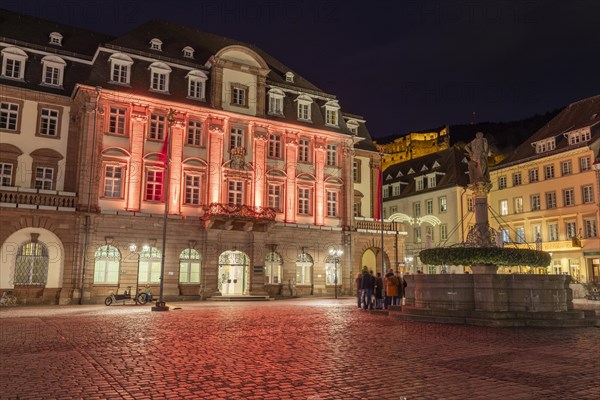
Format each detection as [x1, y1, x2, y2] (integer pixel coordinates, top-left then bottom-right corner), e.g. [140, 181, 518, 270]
[0, 291, 17, 306]
[104, 286, 147, 306]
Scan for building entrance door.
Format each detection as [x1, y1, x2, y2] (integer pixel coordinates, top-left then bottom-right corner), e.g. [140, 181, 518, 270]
[218, 250, 249, 295]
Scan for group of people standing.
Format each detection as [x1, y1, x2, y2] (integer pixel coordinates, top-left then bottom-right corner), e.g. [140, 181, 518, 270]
[355, 266, 407, 310]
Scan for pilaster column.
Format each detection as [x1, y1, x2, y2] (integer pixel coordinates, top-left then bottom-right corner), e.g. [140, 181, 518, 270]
[169, 119, 185, 214]
[127, 110, 147, 211]
[207, 119, 225, 204]
[314, 138, 326, 226]
[253, 126, 268, 208]
[285, 133, 298, 223]
[342, 142, 354, 227]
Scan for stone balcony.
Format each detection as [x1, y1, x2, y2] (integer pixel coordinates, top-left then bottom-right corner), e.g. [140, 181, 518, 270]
[0, 186, 77, 211]
[200, 203, 276, 231]
[354, 217, 404, 234]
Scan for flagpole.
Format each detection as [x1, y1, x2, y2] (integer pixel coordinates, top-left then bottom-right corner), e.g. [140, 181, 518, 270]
[152, 108, 174, 312]
[379, 153, 385, 300]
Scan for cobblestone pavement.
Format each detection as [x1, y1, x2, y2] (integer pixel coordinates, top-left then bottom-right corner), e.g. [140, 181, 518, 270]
[1, 298, 599, 400]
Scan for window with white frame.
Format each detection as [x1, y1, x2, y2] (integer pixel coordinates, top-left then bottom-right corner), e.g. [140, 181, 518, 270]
[499, 199, 508, 215]
[353, 160, 361, 183]
[138, 247, 161, 284]
[186, 70, 207, 100]
[285, 72, 294, 82]
[298, 139, 310, 162]
[296, 95, 312, 121]
[514, 197, 523, 214]
[149, 114, 166, 140]
[108, 106, 127, 135]
[327, 191, 338, 217]
[515, 227, 525, 243]
[34, 167, 53, 190]
[230, 127, 244, 149]
[326, 144, 337, 166]
[228, 180, 244, 205]
[108, 53, 133, 85]
[568, 130, 591, 144]
[149, 38, 162, 51]
[415, 176, 424, 191]
[440, 224, 448, 240]
[187, 120, 202, 146]
[425, 226, 434, 242]
[185, 175, 202, 205]
[531, 194, 541, 211]
[298, 187, 311, 215]
[264, 252, 282, 284]
[584, 219, 597, 238]
[467, 197, 473, 212]
[94, 245, 120, 284]
[182, 46, 195, 59]
[393, 184, 400, 196]
[512, 172, 522, 186]
[426, 199, 434, 214]
[533, 225, 541, 242]
[546, 191, 557, 209]
[561, 160, 572, 176]
[563, 188, 575, 206]
[145, 170, 163, 201]
[579, 156, 591, 172]
[501, 228, 510, 243]
[498, 175, 507, 189]
[295, 253, 313, 285]
[548, 223, 558, 241]
[566, 221, 577, 239]
[103, 165, 123, 198]
[41, 56, 66, 87]
[582, 185, 594, 204]
[413, 202, 421, 217]
[347, 120, 359, 135]
[535, 138, 555, 154]
[268, 89, 284, 116]
[1, 47, 27, 80]
[439, 196, 447, 213]
[231, 84, 248, 107]
[269, 134, 282, 158]
[544, 164, 555, 179]
[149, 62, 171, 92]
[324, 100, 340, 126]
[268, 184, 282, 212]
[414, 227, 422, 243]
[49, 32, 63, 46]
[38, 108, 59, 137]
[529, 168, 539, 183]
[0, 101, 19, 131]
[0, 163, 13, 186]
[179, 249, 201, 283]
[428, 175, 436, 188]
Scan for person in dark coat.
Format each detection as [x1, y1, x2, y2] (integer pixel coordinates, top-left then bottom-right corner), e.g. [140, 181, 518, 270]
[374, 272, 384, 309]
[355, 273, 363, 308]
[361, 266, 374, 310]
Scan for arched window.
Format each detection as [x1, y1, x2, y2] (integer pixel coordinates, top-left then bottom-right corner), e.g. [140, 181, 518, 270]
[324, 256, 341, 286]
[295, 251, 313, 285]
[15, 241, 48, 285]
[265, 252, 282, 284]
[94, 245, 120, 284]
[179, 248, 201, 283]
[139, 247, 162, 283]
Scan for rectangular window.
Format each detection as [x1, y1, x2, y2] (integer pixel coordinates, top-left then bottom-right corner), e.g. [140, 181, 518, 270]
[326, 144, 337, 166]
[501, 228, 510, 243]
[515, 227, 525, 243]
[298, 139, 310, 162]
[416, 177, 424, 191]
[298, 188, 311, 215]
[1, 163, 13, 186]
[327, 191, 338, 217]
[546, 192, 557, 209]
[566, 222, 577, 239]
[428, 175, 436, 188]
[393, 184, 400, 196]
[268, 96, 283, 115]
[467, 197, 474, 212]
[390, 206, 398, 215]
[151, 71, 167, 91]
[548, 223, 558, 241]
[584, 219, 597, 238]
[103, 166, 122, 198]
[414, 227, 422, 243]
[188, 79, 203, 99]
[149, 114, 166, 140]
[108, 107, 127, 135]
[34, 167, 53, 190]
[498, 176, 507, 189]
[531, 194, 541, 211]
[185, 175, 201, 205]
[426, 199, 433, 214]
[187, 120, 202, 146]
[579, 156, 591, 172]
[4, 58, 22, 79]
[529, 168, 539, 183]
[228, 180, 244, 205]
[112, 63, 128, 84]
[268, 134, 282, 158]
[0, 102, 19, 131]
[500, 200, 508, 215]
[268, 184, 281, 212]
[544, 164, 555, 179]
[353, 160, 361, 183]
[325, 109, 338, 125]
[39, 108, 59, 136]
[561, 160, 572, 176]
[563, 188, 575, 206]
[230, 128, 244, 149]
[145, 170, 163, 201]
[298, 103, 310, 120]
[533, 225, 542, 242]
[440, 224, 448, 240]
[512, 172, 522, 186]
[425, 226, 434, 242]
[582, 185, 594, 203]
[514, 197, 523, 214]
[44, 65, 61, 86]
[413, 202, 421, 217]
[353, 202, 360, 217]
[232, 85, 247, 106]
[439, 196, 447, 213]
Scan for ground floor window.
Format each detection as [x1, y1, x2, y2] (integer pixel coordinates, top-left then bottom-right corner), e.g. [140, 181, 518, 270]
[265, 252, 282, 284]
[15, 241, 49, 285]
[94, 245, 120, 283]
[139, 246, 162, 283]
[324, 257, 341, 285]
[179, 248, 201, 283]
[295, 251, 313, 285]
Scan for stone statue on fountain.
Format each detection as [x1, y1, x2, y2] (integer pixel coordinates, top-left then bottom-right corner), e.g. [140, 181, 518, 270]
[465, 131, 491, 185]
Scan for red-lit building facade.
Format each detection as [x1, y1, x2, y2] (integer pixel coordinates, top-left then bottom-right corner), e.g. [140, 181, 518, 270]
[0, 11, 404, 304]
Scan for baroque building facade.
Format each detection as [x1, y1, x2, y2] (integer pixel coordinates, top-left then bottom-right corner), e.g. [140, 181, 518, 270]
[0, 10, 403, 304]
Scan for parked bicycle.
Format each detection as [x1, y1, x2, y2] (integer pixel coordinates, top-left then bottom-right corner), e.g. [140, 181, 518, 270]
[0, 291, 17, 306]
[104, 286, 147, 306]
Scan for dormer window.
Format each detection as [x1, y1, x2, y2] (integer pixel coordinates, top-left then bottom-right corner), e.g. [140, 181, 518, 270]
[1, 47, 28, 80]
[49, 32, 63, 46]
[41, 55, 66, 87]
[324, 100, 340, 127]
[148, 62, 171, 92]
[182, 46, 195, 59]
[268, 88, 285, 116]
[346, 120, 359, 135]
[534, 138, 556, 154]
[186, 70, 207, 100]
[149, 38, 163, 51]
[108, 53, 133, 85]
[566, 130, 591, 145]
[296, 94, 312, 121]
[285, 72, 294, 83]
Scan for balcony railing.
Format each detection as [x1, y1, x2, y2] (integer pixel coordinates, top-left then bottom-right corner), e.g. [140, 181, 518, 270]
[355, 217, 403, 232]
[200, 203, 276, 221]
[0, 186, 77, 211]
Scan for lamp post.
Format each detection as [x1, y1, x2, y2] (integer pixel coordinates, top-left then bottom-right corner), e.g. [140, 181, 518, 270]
[328, 246, 343, 299]
[128, 242, 150, 299]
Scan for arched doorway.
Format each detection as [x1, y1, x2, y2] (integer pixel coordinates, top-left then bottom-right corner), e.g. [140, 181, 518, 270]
[360, 248, 391, 275]
[218, 250, 249, 295]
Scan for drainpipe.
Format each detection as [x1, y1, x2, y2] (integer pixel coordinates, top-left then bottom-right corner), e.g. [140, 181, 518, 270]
[460, 187, 467, 243]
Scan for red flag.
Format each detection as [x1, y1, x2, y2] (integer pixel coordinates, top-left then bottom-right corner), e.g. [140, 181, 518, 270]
[374, 164, 382, 220]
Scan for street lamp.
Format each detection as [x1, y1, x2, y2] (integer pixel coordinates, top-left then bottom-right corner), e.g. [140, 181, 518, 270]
[405, 256, 414, 273]
[128, 242, 150, 300]
[328, 246, 343, 299]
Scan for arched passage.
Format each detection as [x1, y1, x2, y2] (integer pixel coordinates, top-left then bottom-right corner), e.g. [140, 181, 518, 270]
[218, 250, 250, 295]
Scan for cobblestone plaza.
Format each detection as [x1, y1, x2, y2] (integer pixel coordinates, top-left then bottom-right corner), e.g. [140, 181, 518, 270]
[1, 299, 599, 399]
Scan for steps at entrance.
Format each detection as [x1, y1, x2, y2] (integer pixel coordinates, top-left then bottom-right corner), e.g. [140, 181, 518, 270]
[208, 295, 273, 302]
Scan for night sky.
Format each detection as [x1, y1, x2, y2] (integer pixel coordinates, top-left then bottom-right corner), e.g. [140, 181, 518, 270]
[3, 0, 599, 138]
